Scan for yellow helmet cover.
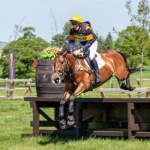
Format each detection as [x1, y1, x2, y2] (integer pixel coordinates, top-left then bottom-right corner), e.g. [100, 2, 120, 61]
[70, 14, 82, 23]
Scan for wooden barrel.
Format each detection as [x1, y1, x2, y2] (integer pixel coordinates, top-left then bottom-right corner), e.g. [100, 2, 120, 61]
[36, 60, 65, 98]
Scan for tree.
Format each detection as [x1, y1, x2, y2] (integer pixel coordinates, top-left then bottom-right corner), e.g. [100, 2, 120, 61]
[97, 36, 105, 52]
[103, 32, 113, 50]
[51, 34, 64, 47]
[114, 25, 150, 67]
[126, 0, 150, 86]
[0, 27, 50, 81]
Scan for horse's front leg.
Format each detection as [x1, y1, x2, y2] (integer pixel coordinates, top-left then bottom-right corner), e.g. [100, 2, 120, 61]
[67, 83, 86, 126]
[59, 89, 73, 129]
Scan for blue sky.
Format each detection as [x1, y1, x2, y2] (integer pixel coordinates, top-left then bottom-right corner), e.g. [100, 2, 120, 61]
[0, 0, 140, 42]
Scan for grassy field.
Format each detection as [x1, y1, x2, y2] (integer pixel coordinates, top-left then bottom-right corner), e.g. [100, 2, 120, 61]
[1, 99, 150, 150]
[0, 66, 150, 150]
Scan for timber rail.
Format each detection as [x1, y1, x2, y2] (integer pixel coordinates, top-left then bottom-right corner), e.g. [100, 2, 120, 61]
[0, 78, 32, 99]
[22, 96, 150, 140]
[99, 87, 150, 98]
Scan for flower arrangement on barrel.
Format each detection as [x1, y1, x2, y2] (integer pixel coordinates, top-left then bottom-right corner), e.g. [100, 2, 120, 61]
[32, 46, 61, 67]
[40, 46, 61, 60]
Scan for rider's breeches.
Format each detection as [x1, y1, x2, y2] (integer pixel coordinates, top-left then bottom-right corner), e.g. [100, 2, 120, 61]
[89, 40, 98, 60]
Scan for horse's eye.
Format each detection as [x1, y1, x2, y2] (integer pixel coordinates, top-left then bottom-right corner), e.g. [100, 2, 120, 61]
[60, 61, 64, 64]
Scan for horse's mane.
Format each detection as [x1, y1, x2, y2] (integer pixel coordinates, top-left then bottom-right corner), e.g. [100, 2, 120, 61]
[57, 49, 71, 55]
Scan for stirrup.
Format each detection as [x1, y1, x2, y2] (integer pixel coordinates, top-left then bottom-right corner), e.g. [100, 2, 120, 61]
[96, 76, 101, 83]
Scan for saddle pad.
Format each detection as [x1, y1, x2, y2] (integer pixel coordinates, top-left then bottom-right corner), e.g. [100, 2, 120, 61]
[84, 52, 105, 69]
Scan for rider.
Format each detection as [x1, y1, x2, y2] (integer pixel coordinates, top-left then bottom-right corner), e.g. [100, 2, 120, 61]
[69, 14, 101, 83]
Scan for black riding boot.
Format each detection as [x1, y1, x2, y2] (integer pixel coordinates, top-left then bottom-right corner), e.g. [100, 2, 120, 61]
[91, 58, 102, 83]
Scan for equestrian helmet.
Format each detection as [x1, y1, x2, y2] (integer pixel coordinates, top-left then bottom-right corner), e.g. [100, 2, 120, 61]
[70, 14, 82, 23]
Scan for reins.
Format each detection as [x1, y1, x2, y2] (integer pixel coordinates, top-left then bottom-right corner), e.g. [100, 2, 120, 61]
[54, 52, 91, 78]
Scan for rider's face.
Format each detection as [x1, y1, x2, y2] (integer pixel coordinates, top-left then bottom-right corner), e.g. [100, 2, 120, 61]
[71, 21, 80, 31]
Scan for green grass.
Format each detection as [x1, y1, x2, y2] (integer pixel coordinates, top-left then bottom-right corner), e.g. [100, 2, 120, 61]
[1, 99, 150, 150]
[0, 66, 150, 149]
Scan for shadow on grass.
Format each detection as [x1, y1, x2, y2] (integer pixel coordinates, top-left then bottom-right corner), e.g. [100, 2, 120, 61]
[37, 135, 76, 145]
[37, 134, 130, 146]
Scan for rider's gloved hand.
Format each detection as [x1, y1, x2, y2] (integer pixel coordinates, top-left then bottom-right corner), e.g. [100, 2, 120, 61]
[73, 48, 83, 55]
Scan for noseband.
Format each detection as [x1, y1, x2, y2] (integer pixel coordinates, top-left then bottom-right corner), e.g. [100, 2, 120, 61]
[54, 52, 81, 78]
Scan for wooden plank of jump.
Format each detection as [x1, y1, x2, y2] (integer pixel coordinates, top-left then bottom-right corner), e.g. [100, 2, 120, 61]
[0, 88, 28, 91]
[99, 88, 150, 93]
[99, 88, 150, 98]
[23, 97, 150, 140]
[0, 79, 32, 82]
[26, 83, 36, 86]
[128, 103, 135, 140]
[32, 101, 40, 136]
[24, 97, 150, 103]
[76, 102, 83, 139]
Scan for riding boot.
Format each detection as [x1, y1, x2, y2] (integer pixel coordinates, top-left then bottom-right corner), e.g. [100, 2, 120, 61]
[91, 58, 102, 83]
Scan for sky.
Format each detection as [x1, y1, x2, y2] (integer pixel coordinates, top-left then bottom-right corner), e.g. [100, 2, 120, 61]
[0, 0, 141, 43]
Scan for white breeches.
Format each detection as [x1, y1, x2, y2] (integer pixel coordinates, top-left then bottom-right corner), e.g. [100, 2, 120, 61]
[89, 40, 98, 60]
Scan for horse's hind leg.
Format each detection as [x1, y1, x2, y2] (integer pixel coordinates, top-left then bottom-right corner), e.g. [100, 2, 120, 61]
[125, 76, 135, 91]
[117, 77, 135, 91]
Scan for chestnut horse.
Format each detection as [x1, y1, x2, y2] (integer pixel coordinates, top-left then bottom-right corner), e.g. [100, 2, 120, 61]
[53, 49, 135, 129]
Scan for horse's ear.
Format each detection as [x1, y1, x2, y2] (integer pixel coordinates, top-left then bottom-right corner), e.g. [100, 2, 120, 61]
[54, 48, 62, 56]
[63, 50, 68, 56]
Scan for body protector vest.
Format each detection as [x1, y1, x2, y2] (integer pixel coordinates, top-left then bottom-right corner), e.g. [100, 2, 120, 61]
[74, 21, 97, 45]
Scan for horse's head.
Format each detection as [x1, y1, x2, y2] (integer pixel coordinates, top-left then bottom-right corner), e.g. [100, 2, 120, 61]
[53, 50, 69, 83]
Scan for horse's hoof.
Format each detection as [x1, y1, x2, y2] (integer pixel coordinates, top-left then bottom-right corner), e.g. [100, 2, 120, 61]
[128, 86, 136, 91]
[59, 118, 66, 129]
[60, 125, 66, 130]
[67, 120, 75, 126]
[120, 83, 126, 90]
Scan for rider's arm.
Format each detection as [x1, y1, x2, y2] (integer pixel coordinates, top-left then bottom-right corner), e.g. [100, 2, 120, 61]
[82, 26, 95, 51]
[69, 28, 75, 50]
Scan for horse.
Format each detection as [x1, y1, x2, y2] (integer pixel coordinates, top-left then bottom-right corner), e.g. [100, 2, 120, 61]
[53, 49, 136, 129]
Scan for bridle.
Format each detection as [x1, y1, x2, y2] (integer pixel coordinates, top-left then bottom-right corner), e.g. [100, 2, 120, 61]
[54, 52, 83, 78]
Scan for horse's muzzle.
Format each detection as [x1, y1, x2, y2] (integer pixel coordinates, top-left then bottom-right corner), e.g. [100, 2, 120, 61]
[53, 72, 61, 83]
[54, 78, 60, 83]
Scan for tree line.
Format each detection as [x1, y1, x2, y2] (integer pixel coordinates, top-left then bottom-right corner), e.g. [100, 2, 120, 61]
[0, 0, 150, 83]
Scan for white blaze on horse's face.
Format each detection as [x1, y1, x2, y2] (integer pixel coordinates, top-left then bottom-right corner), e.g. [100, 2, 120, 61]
[53, 56, 66, 83]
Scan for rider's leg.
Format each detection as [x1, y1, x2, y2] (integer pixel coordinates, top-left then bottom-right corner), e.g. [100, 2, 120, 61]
[91, 58, 101, 83]
[89, 41, 101, 83]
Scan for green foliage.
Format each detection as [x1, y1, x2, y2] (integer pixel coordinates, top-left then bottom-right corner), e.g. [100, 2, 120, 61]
[103, 32, 113, 50]
[97, 32, 113, 52]
[0, 27, 50, 81]
[97, 36, 105, 52]
[114, 25, 150, 67]
[40, 47, 60, 60]
[125, 0, 150, 78]
[51, 34, 64, 47]
[77, 93, 84, 98]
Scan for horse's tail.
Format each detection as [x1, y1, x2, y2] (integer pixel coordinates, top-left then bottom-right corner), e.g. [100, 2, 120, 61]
[118, 51, 138, 74]
[127, 66, 139, 74]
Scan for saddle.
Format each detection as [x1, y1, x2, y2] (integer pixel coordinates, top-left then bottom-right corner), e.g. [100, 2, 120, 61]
[77, 52, 102, 71]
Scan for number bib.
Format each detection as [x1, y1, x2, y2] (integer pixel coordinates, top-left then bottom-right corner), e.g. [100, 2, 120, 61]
[74, 33, 86, 42]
